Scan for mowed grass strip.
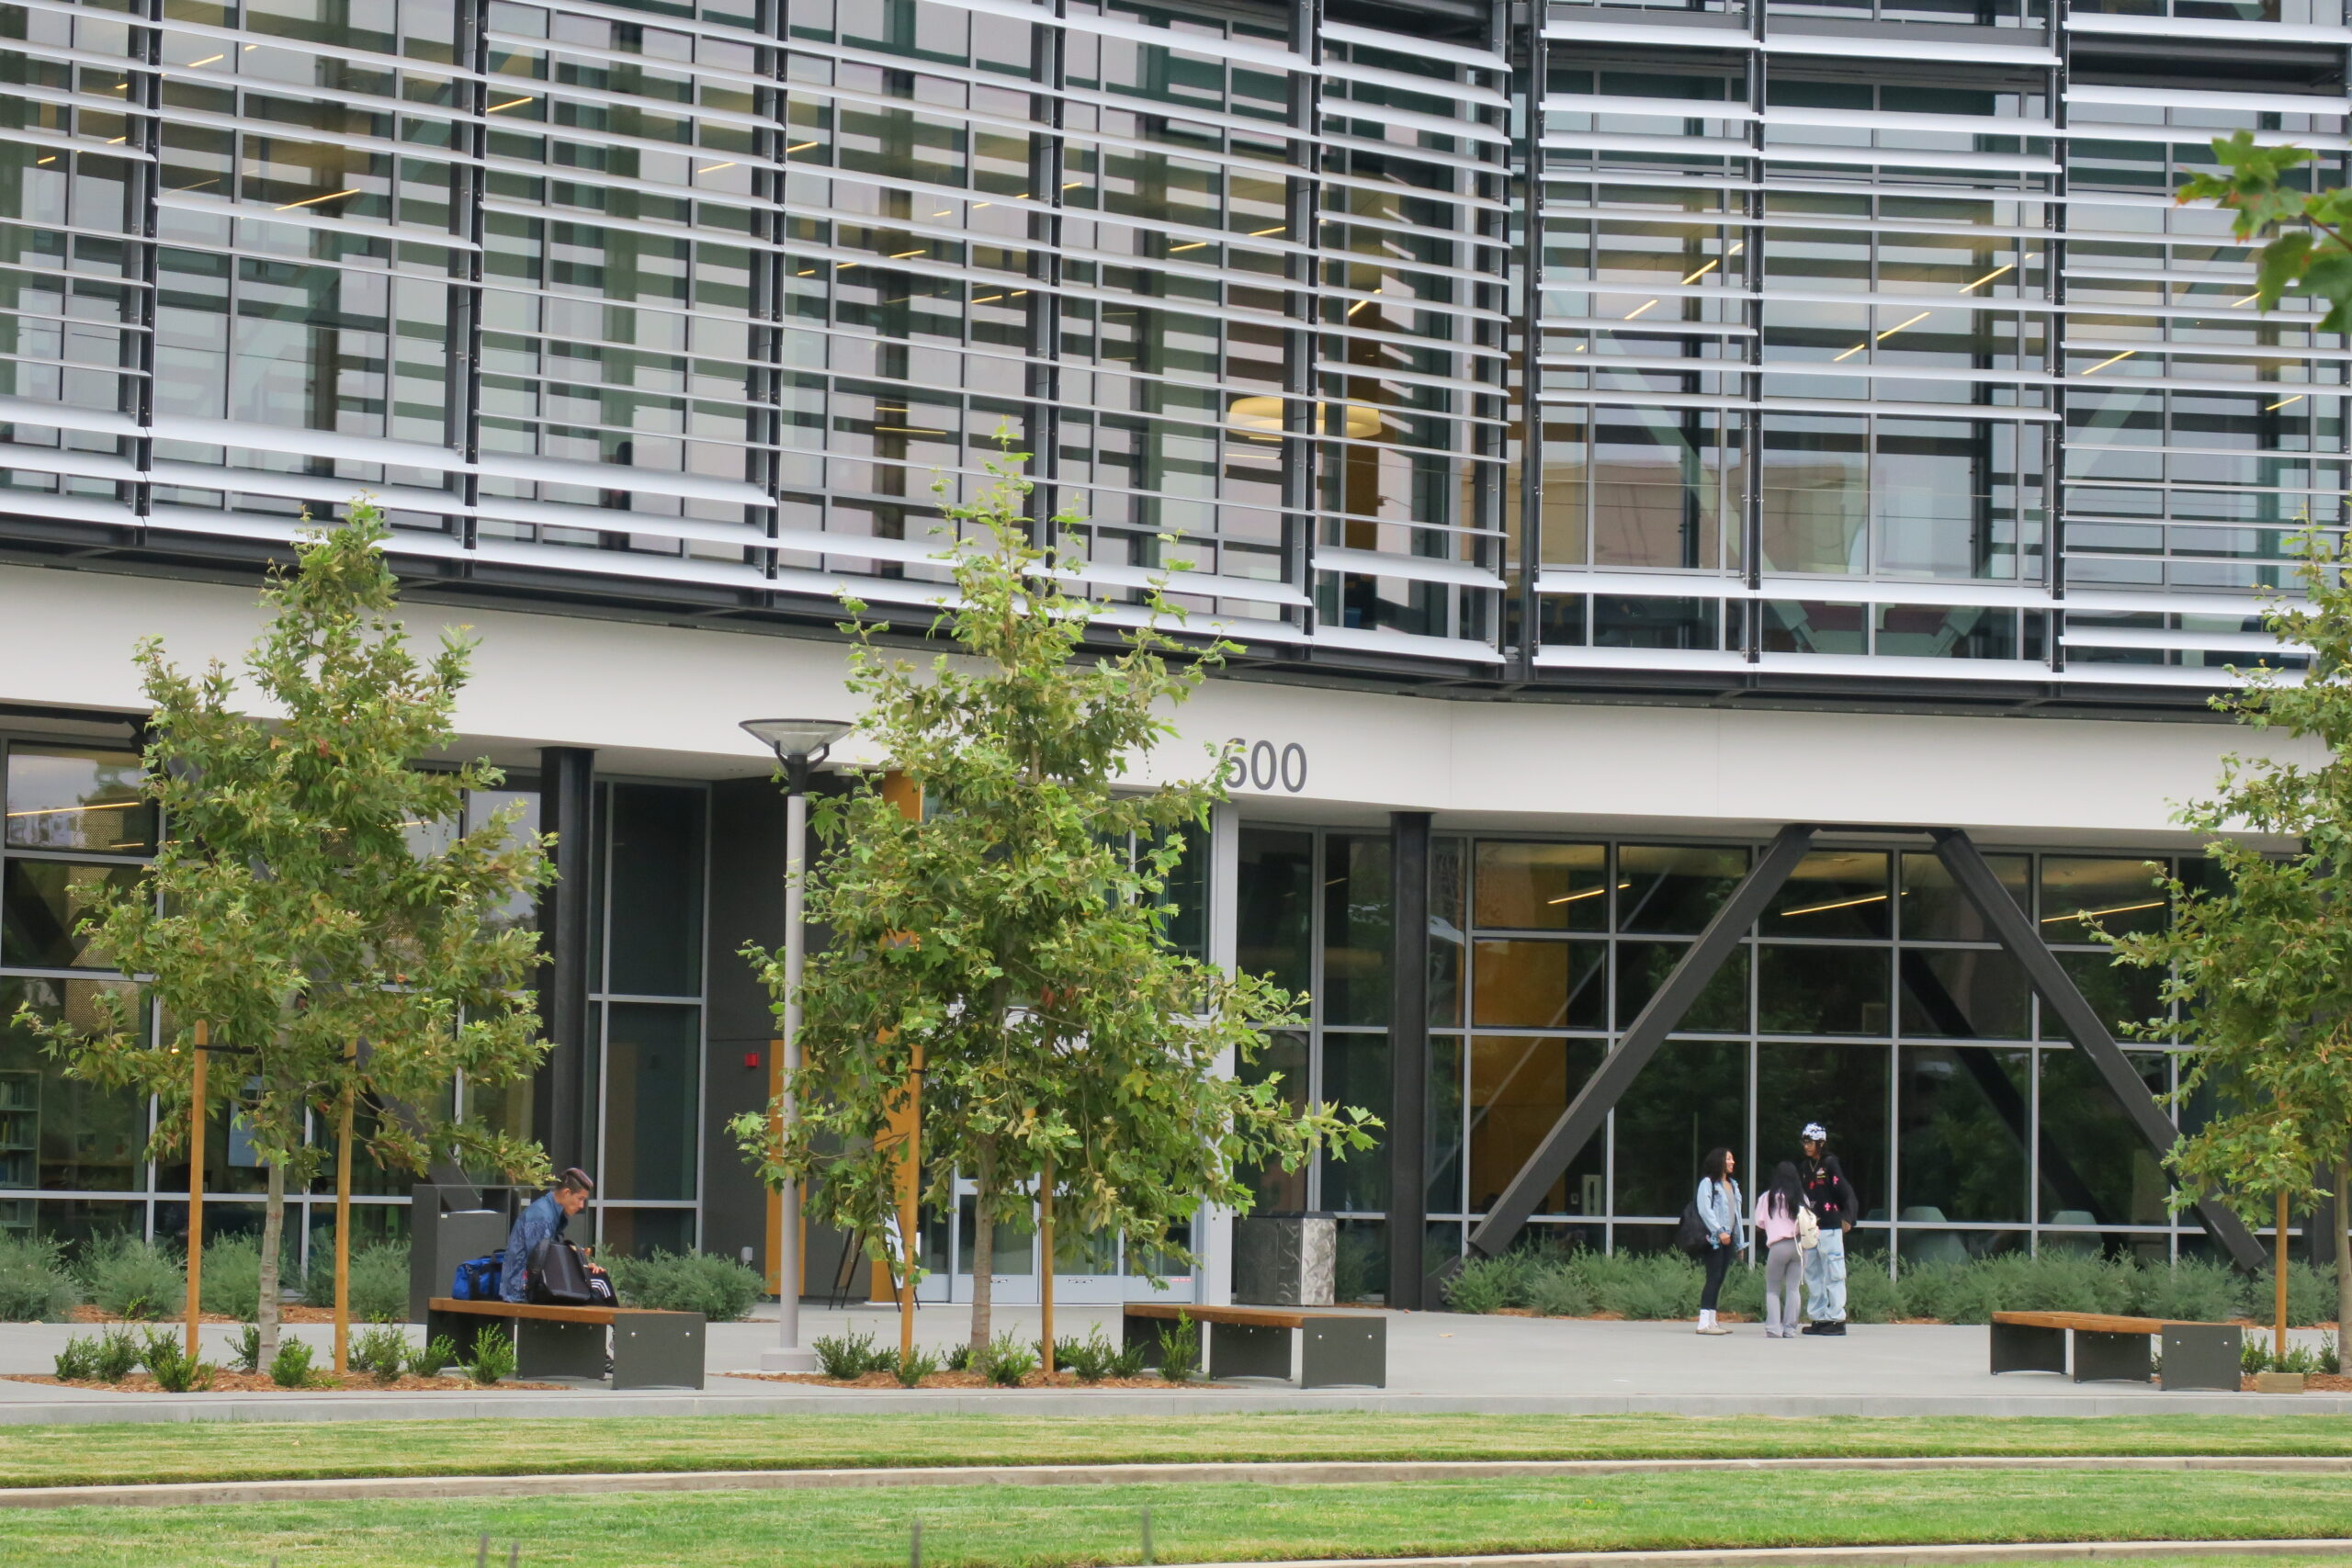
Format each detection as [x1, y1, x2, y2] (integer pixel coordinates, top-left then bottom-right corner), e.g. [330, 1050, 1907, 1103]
[7, 1468, 2352, 1567]
[14, 1414, 2352, 1489]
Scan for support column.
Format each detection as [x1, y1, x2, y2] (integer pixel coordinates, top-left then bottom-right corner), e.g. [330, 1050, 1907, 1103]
[1385, 811, 1432, 1309]
[535, 747, 596, 1174]
[1201, 799, 1242, 1306]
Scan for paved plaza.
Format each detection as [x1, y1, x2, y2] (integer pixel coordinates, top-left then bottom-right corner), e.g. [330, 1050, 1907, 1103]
[0, 1307, 2342, 1424]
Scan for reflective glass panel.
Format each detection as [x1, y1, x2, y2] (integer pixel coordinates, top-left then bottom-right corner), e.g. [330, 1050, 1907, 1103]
[1472, 939, 1605, 1030]
[605, 784, 706, 998]
[1897, 1044, 2030, 1224]
[1618, 844, 1746, 935]
[2038, 1046, 2171, 1226]
[1, 861, 141, 970]
[1898, 948, 2030, 1039]
[1319, 1032, 1389, 1213]
[4, 747, 155, 854]
[0, 977, 144, 1193]
[1467, 1035, 1602, 1217]
[1237, 1029, 1307, 1211]
[1473, 841, 1606, 931]
[1237, 828, 1314, 995]
[2050, 949, 2167, 1041]
[2040, 856, 2169, 939]
[1900, 852, 2028, 941]
[602, 1002, 700, 1201]
[1756, 1042, 1889, 1223]
[1757, 943, 1890, 1035]
[1612, 1040, 1748, 1219]
[1614, 942, 1748, 1032]
[1766, 851, 1891, 938]
[1322, 832, 1390, 1027]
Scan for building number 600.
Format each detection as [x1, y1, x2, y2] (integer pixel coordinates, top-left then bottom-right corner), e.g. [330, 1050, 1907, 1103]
[1223, 739, 1307, 794]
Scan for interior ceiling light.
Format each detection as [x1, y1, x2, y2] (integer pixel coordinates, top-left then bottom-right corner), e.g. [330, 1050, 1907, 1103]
[1227, 396, 1380, 440]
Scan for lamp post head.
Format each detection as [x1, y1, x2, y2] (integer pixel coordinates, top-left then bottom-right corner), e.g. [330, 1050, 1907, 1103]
[741, 717, 852, 793]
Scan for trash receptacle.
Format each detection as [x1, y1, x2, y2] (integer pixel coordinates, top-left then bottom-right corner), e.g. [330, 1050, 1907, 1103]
[1235, 1213, 1336, 1306]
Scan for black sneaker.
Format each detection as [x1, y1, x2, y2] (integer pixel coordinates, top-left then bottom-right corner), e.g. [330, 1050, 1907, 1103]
[1817, 1320, 1847, 1337]
[1800, 1322, 1826, 1335]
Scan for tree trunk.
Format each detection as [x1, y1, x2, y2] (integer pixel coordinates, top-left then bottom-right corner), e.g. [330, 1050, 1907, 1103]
[2335, 1161, 2351, 1347]
[257, 1161, 286, 1362]
[968, 1143, 996, 1358]
[1039, 1158, 1055, 1379]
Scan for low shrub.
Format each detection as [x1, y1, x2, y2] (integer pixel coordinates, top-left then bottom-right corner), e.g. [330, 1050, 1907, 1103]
[813, 1328, 889, 1380]
[91, 1327, 141, 1382]
[1578, 1251, 1702, 1321]
[228, 1324, 262, 1374]
[1107, 1337, 1150, 1379]
[1056, 1329, 1117, 1382]
[294, 1236, 408, 1322]
[78, 1235, 182, 1321]
[140, 1330, 216, 1393]
[462, 1326, 514, 1387]
[0, 1235, 80, 1322]
[976, 1332, 1038, 1387]
[1527, 1267, 1598, 1319]
[1154, 1313, 1200, 1383]
[198, 1235, 263, 1321]
[352, 1324, 411, 1383]
[1442, 1252, 1543, 1314]
[605, 1249, 762, 1322]
[1841, 1255, 1900, 1324]
[893, 1347, 939, 1387]
[52, 1336, 99, 1381]
[2132, 1257, 2241, 1324]
[268, 1337, 318, 1389]
[407, 1334, 460, 1380]
[2242, 1262, 2335, 1329]
[944, 1342, 972, 1373]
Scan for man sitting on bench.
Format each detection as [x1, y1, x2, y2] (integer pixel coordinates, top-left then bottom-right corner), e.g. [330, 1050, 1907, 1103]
[502, 1167, 615, 1305]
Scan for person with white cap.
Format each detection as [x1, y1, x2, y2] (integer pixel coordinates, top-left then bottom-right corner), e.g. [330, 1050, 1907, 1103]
[1796, 1122, 1859, 1336]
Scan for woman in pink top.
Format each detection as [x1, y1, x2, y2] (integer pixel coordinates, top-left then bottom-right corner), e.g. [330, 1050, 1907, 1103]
[1752, 1161, 1807, 1338]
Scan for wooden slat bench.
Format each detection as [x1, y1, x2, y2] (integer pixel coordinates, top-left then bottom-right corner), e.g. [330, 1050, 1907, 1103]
[1991, 1310, 2239, 1391]
[428, 1297, 706, 1390]
[1123, 1302, 1385, 1389]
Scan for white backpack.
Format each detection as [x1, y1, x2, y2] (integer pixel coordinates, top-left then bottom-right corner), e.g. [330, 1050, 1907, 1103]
[1795, 1203, 1821, 1251]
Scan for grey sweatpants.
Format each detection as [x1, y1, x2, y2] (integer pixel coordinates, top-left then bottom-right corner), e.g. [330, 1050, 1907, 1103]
[1763, 1239, 1804, 1334]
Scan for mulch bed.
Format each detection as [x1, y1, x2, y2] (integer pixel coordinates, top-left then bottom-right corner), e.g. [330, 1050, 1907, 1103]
[733, 1369, 1210, 1391]
[8, 1372, 567, 1393]
[2240, 1372, 2352, 1393]
[69, 1305, 345, 1325]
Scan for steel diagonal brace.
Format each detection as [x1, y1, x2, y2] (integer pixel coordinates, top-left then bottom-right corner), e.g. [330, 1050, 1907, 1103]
[1465, 823, 1819, 1261]
[1928, 828, 2267, 1271]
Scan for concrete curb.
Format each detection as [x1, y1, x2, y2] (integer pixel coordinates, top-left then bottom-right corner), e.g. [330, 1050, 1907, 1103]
[1149, 1544, 2352, 1568]
[8, 1386, 2352, 1425]
[8, 1454, 2352, 1510]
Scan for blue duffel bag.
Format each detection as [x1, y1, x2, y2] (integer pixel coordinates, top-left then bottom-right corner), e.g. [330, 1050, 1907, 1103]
[451, 1251, 505, 1301]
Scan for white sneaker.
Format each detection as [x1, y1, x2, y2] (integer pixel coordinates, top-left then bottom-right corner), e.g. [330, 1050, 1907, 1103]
[1701, 1323, 1733, 1336]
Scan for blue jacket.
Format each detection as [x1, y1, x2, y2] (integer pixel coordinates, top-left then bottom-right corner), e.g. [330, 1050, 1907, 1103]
[1695, 1176, 1747, 1251]
[500, 1190, 568, 1303]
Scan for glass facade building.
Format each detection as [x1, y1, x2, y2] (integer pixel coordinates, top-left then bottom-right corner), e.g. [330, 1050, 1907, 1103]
[0, 0, 2340, 1290]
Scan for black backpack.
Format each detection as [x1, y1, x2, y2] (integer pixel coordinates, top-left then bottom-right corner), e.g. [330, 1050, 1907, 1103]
[528, 1237, 596, 1305]
[1675, 1195, 1712, 1258]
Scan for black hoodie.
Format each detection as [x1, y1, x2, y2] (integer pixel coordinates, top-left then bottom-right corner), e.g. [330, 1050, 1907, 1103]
[1799, 1152, 1859, 1227]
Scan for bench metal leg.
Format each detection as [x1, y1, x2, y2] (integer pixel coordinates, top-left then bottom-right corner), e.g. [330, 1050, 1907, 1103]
[2073, 1329, 2153, 1384]
[515, 1317, 606, 1381]
[423, 1310, 478, 1369]
[1299, 1318, 1385, 1389]
[1207, 1321, 1291, 1381]
[2160, 1323, 2241, 1392]
[613, 1315, 704, 1390]
[1989, 1320, 2065, 1376]
[1123, 1314, 1168, 1369]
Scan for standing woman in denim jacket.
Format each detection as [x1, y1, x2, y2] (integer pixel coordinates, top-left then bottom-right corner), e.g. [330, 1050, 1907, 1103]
[1693, 1147, 1747, 1336]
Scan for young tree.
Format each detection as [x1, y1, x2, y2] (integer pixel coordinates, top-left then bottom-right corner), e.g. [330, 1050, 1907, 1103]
[2179, 132, 2352, 330]
[16, 505, 553, 1360]
[735, 448, 1375, 1356]
[2102, 531, 2352, 1343]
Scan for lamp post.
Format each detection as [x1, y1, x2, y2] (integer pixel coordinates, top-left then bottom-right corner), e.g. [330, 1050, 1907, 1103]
[741, 717, 851, 1373]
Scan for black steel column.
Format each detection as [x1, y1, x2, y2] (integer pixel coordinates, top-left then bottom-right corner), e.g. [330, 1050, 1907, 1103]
[536, 747, 596, 1172]
[1385, 811, 1432, 1309]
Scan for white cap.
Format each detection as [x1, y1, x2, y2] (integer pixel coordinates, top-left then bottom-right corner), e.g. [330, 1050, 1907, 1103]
[1801, 1122, 1828, 1143]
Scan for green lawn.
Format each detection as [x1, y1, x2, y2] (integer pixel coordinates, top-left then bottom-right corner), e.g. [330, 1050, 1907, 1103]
[7, 1468, 2352, 1567]
[9, 1412, 2352, 1489]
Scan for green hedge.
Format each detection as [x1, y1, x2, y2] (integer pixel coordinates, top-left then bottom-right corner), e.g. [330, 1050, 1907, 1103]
[1442, 1245, 2336, 1325]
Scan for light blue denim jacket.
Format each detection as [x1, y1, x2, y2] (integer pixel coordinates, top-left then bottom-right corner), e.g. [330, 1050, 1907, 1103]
[1695, 1176, 1747, 1251]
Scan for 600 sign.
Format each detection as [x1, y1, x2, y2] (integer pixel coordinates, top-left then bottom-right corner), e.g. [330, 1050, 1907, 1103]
[1222, 739, 1307, 795]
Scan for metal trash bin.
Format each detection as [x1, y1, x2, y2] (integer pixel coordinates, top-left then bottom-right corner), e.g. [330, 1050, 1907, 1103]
[1235, 1213, 1336, 1307]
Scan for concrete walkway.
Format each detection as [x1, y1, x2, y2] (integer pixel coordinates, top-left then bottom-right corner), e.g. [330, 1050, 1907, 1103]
[1, 1307, 2343, 1424]
[11, 1454, 2352, 1511]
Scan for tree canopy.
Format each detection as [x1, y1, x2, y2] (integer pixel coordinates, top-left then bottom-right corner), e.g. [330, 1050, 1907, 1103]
[734, 449, 1375, 1351]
